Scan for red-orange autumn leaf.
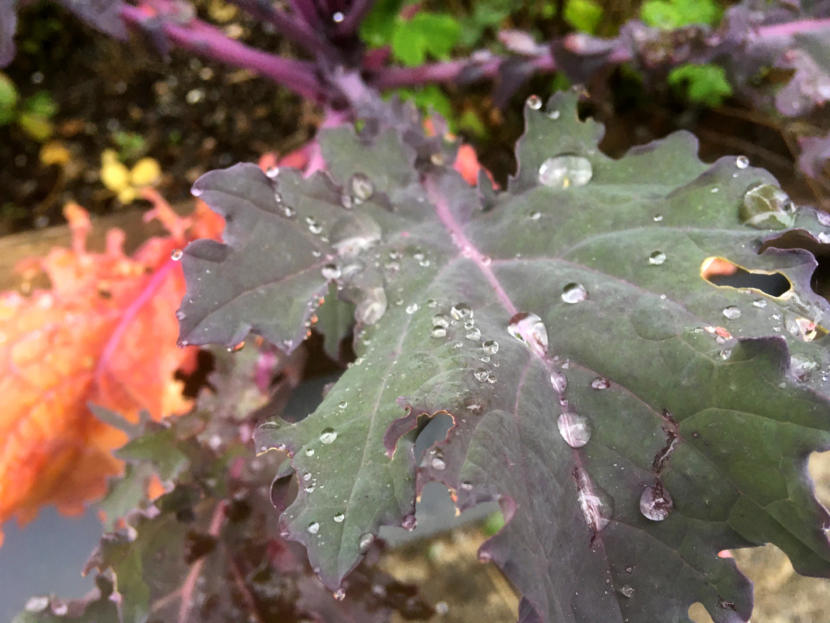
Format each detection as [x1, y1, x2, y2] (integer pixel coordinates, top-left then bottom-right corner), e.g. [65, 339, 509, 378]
[0, 193, 223, 544]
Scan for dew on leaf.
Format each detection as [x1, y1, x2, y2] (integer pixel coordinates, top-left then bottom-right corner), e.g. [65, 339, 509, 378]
[722, 305, 741, 320]
[430, 453, 446, 471]
[550, 370, 567, 393]
[740, 183, 796, 229]
[265, 166, 279, 178]
[460, 481, 473, 490]
[786, 316, 819, 342]
[561, 282, 588, 304]
[538, 155, 593, 189]
[333, 588, 346, 601]
[648, 251, 666, 265]
[333, 512, 345, 523]
[319, 428, 338, 444]
[338, 401, 348, 409]
[426, 298, 438, 308]
[466, 327, 482, 340]
[752, 299, 768, 308]
[450, 302, 473, 320]
[574, 467, 613, 533]
[307, 521, 320, 534]
[620, 585, 635, 599]
[482, 340, 499, 354]
[332, 10, 344, 22]
[436, 601, 449, 615]
[432, 313, 450, 328]
[171, 248, 184, 261]
[25, 597, 49, 613]
[818, 211, 830, 226]
[358, 532, 374, 552]
[431, 326, 447, 338]
[356, 287, 387, 325]
[321, 263, 341, 280]
[273, 190, 284, 204]
[350, 172, 374, 203]
[653, 215, 663, 222]
[818, 232, 830, 244]
[547, 109, 560, 120]
[735, 155, 749, 169]
[526, 94, 542, 110]
[406, 303, 419, 315]
[507, 312, 549, 358]
[305, 447, 315, 457]
[305, 216, 323, 234]
[473, 368, 490, 382]
[529, 211, 541, 220]
[402, 514, 417, 531]
[557, 412, 592, 448]
[640, 483, 673, 521]
[591, 377, 610, 390]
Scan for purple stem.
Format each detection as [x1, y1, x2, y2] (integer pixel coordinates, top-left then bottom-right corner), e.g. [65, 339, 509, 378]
[225, 0, 338, 58]
[372, 50, 557, 90]
[753, 17, 830, 39]
[290, 0, 323, 30]
[120, 5, 325, 100]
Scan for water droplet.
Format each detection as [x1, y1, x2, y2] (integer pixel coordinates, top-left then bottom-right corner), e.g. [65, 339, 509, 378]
[406, 303, 419, 314]
[303, 472, 313, 482]
[547, 109, 560, 120]
[273, 190, 284, 204]
[305, 216, 323, 235]
[648, 250, 666, 265]
[591, 377, 610, 390]
[432, 313, 450, 328]
[332, 10, 344, 23]
[358, 532, 374, 552]
[338, 401, 348, 409]
[482, 340, 499, 355]
[786, 316, 819, 342]
[561, 282, 588, 304]
[435, 600, 449, 615]
[653, 214, 663, 222]
[349, 172, 374, 203]
[305, 447, 315, 457]
[639, 483, 673, 521]
[473, 368, 490, 382]
[620, 585, 635, 599]
[450, 302, 473, 320]
[557, 412, 592, 448]
[507, 312, 549, 358]
[818, 232, 830, 244]
[574, 467, 613, 533]
[402, 514, 417, 531]
[333, 587, 346, 601]
[322, 263, 341, 280]
[25, 597, 49, 613]
[191, 187, 203, 197]
[529, 210, 541, 220]
[431, 326, 447, 338]
[171, 249, 184, 261]
[333, 512, 345, 523]
[460, 481, 474, 491]
[466, 327, 482, 341]
[265, 166, 279, 178]
[740, 183, 796, 229]
[735, 155, 749, 169]
[320, 428, 338, 444]
[538, 155, 593, 189]
[549, 370, 567, 393]
[307, 521, 320, 534]
[722, 305, 741, 320]
[175, 309, 186, 320]
[430, 452, 446, 470]
[526, 94, 542, 110]
[356, 287, 387, 325]
[818, 212, 830, 226]
[752, 299, 768, 308]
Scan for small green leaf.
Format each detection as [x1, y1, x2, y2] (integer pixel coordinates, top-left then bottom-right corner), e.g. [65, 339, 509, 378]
[668, 63, 733, 107]
[391, 13, 461, 66]
[0, 71, 19, 125]
[17, 112, 53, 141]
[359, 0, 406, 47]
[564, 0, 603, 34]
[641, 0, 721, 29]
[21, 91, 57, 118]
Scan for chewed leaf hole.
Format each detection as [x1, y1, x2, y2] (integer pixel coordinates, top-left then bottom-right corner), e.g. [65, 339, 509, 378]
[700, 257, 791, 297]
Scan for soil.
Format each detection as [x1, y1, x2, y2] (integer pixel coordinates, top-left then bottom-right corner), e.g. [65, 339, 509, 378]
[2, 3, 830, 621]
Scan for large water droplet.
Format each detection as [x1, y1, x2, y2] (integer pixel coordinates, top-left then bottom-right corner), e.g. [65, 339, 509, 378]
[482, 340, 499, 355]
[333, 512, 345, 523]
[557, 412, 592, 448]
[322, 263, 341, 280]
[722, 305, 741, 320]
[356, 287, 387, 325]
[538, 155, 593, 189]
[333, 588, 346, 601]
[507, 312, 549, 358]
[639, 483, 673, 521]
[620, 585, 635, 599]
[450, 302, 473, 320]
[648, 250, 666, 265]
[735, 155, 749, 169]
[818, 211, 830, 226]
[549, 370, 567, 393]
[265, 166, 280, 179]
[740, 183, 796, 229]
[350, 172, 374, 203]
[526, 94, 542, 110]
[171, 249, 184, 261]
[561, 282, 588, 304]
[307, 521, 320, 534]
[430, 450, 446, 470]
[320, 428, 338, 444]
[431, 326, 447, 338]
[465, 326, 482, 341]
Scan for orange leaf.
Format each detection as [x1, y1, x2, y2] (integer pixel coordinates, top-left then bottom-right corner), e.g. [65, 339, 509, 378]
[0, 197, 223, 541]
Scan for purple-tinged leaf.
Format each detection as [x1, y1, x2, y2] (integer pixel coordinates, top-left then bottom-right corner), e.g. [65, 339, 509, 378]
[56, 0, 127, 39]
[799, 131, 830, 182]
[184, 92, 830, 622]
[0, 0, 18, 68]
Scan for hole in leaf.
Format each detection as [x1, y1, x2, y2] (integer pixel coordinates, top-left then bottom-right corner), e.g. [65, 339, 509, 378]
[700, 257, 791, 297]
[414, 413, 454, 463]
[687, 602, 714, 623]
[761, 229, 830, 300]
[270, 469, 298, 517]
[174, 349, 216, 398]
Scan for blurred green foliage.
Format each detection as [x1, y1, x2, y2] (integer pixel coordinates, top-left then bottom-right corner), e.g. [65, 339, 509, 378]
[668, 63, 732, 107]
[564, 0, 603, 34]
[640, 0, 722, 29]
[0, 72, 57, 141]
